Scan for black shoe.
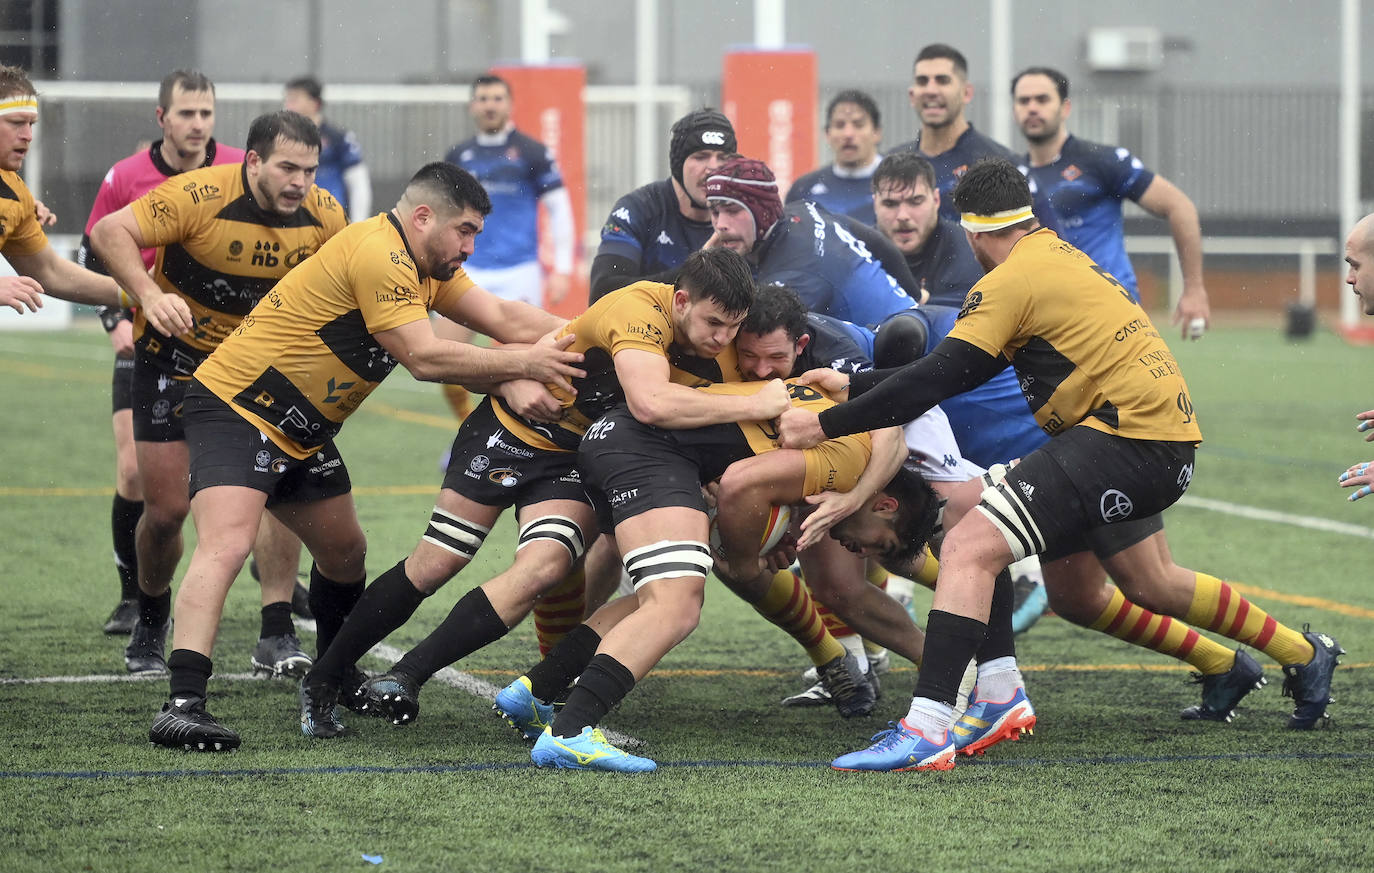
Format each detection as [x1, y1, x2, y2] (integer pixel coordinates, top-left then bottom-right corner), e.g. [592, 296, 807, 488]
[125, 620, 169, 674]
[816, 653, 876, 718]
[103, 599, 138, 635]
[290, 580, 313, 619]
[337, 666, 372, 716]
[1181, 648, 1267, 723]
[1283, 628, 1345, 730]
[149, 695, 240, 751]
[362, 671, 422, 726]
[250, 632, 313, 679]
[299, 679, 348, 739]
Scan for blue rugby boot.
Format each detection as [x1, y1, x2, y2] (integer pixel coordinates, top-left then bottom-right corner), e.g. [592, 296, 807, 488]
[530, 726, 657, 772]
[951, 687, 1036, 756]
[493, 676, 555, 741]
[830, 719, 956, 772]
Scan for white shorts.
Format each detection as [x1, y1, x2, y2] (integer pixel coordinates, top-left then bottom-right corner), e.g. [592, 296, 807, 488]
[463, 261, 543, 308]
[903, 406, 986, 482]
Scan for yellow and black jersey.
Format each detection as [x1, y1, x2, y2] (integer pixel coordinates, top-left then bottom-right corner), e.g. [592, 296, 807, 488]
[195, 213, 475, 459]
[491, 280, 744, 451]
[0, 169, 47, 257]
[675, 379, 873, 495]
[950, 228, 1203, 443]
[130, 161, 346, 376]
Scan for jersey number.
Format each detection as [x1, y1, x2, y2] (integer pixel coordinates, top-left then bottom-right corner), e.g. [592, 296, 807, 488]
[1091, 265, 1132, 301]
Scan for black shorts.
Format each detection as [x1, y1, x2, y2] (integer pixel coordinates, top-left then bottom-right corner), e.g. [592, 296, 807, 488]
[183, 382, 352, 507]
[440, 399, 592, 511]
[578, 407, 709, 532]
[131, 354, 196, 442]
[111, 356, 134, 414]
[982, 426, 1196, 563]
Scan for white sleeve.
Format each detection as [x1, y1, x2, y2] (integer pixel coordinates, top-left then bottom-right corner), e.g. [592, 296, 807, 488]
[343, 163, 373, 224]
[539, 186, 576, 274]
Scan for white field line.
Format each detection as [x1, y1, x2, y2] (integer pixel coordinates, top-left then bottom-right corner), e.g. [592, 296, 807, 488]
[1177, 495, 1374, 540]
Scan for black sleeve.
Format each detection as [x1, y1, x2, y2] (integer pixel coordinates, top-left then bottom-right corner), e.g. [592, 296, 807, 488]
[589, 253, 682, 303]
[76, 232, 111, 276]
[818, 337, 1008, 437]
[844, 217, 922, 300]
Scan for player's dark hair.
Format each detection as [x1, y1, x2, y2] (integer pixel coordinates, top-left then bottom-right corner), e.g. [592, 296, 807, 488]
[246, 110, 321, 160]
[472, 74, 511, 97]
[826, 89, 881, 130]
[1011, 66, 1069, 100]
[740, 284, 809, 342]
[915, 43, 969, 78]
[952, 158, 1033, 230]
[284, 75, 323, 103]
[158, 70, 213, 110]
[0, 64, 35, 101]
[405, 161, 493, 217]
[887, 465, 942, 565]
[871, 151, 937, 195]
[675, 248, 755, 316]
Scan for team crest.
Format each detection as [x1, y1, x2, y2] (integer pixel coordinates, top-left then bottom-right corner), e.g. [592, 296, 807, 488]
[957, 290, 983, 319]
[1061, 165, 1082, 182]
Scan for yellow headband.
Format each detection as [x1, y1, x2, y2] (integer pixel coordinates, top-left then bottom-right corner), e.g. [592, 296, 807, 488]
[0, 95, 38, 116]
[960, 206, 1034, 233]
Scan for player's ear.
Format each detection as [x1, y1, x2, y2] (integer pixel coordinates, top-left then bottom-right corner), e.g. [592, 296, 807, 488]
[873, 494, 900, 516]
[794, 333, 811, 355]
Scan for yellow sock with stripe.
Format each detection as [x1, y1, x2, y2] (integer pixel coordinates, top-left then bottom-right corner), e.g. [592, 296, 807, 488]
[1184, 572, 1314, 666]
[754, 569, 845, 667]
[532, 566, 587, 656]
[442, 383, 475, 422]
[1090, 587, 1235, 674]
[914, 546, 939, 590]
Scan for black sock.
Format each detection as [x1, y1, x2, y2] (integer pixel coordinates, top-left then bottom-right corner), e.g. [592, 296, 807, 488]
[393, 587, 509, 684]
[913, 609, 988, 706]
[308, 560, 423, 682]
[167, 648, 213, 700]
[112, 494, 143, 601]
[550, 653, 635, 737]
[525, 623, 601, 703]
[974, 569, 1017, 664]
[307, 563, 366, 659]
[136, 589, 171, 628]
[259, 601, 294, 639]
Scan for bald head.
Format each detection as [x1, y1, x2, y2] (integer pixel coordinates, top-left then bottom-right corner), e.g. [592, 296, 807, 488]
[1345, 214, 1374, 315]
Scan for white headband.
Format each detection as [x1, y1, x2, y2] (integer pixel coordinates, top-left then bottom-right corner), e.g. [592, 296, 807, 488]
[960, 206, 1034, 233]
[0, 96, 37, 116]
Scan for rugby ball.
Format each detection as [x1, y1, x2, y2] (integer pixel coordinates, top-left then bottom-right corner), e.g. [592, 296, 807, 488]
[709, 504, 793, 557]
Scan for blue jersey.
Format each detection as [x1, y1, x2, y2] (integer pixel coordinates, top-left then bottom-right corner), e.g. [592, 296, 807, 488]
[755, 200, 917, 327]
[891, 125, 1017, 222]
[903, 217, 985, 308]
[896, 304, 1047, 468]
[796, 313, 874, 376]
[1019, 135, 1155, 298]
[314, 121, 364, 214]
[597, 178, 714, 278]
[447, 128, 564, 270]
[785, 164, 878, 226]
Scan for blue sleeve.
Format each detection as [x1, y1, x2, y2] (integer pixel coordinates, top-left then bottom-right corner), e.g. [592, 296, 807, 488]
[597, 193, 648, 262]
[340, 130, 364, 167]
[836, 264, 916, 327]
[530, 143, 566, 197]
[1094, 145, 1155, 202]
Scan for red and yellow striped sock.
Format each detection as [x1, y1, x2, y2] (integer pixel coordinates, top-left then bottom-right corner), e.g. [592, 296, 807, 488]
[532, 566, 586, 656]
[442, 383, 475, 422]
[1184, 572, 1314, 666]
[754, 569, 845, 667]
[1090, 587, 1235, 674]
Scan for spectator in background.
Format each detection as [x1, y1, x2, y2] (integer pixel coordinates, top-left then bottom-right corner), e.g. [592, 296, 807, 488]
[283, 75, 372, 223]
[786, 89, 884, 225]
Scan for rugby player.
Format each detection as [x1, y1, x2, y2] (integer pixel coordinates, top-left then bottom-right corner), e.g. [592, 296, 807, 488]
[117, 161, 584, 751]
[0, 65, 121, 313]
[785, 90, 885, 225]
[296, 248, 790, 737]
[90, 111, 338, 680]
[282, 75, 372, 222]
[1013, 66, 1210, 339]
[781, 159, 1342, 770]
[889, 44, 1017, 223]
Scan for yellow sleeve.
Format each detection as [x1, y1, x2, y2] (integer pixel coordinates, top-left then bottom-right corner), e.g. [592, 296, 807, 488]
[432, 268, 476, 312]
[130, 174, 205, 248]
[946, 270, 1031, 359]
[596, 289, 676, 357]
[349, 233, 435, 334]
[0, 174, 47, 256]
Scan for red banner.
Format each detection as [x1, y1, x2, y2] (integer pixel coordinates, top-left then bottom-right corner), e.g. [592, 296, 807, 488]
[722, 49, 818, 198]
[492, 63, 587, 319]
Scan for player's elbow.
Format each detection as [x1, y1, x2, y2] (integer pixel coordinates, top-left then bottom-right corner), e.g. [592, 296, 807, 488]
[625, 393, 672, 427]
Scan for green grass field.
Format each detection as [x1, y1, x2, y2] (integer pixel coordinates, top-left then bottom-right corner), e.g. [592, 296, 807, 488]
[1, 321, 1371, 873]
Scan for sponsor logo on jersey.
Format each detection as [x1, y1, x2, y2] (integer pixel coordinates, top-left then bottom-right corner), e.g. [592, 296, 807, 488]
[183, 181, 221, 204]
[469, 454, 490, 473]
[148, 197, 172, 226]
[255, 449, 272, 471]
[957, 290, 982, 319]
[228, 240, 244, 258]
[376, 285, 419, 306]
[284, 246, 313, 268]
[488, 468, 521, 488]
[608, 487, 638, 506]
[952, 164, 969, 179]
[613, 207, 631, 222]
[251, 240, 281, 268]
[1018, 480, 1035, 501]
[485, 428, 535, 459]
[657, 230, 674, 246]
[626, 321, 664, 343]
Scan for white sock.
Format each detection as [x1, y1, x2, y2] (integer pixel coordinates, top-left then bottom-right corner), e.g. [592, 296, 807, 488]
[838, 634, 870, 674]
[976, 656, 1024, 702]
[903, 696, 954, 737]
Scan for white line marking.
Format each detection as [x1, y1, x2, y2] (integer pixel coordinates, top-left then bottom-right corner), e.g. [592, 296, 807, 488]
[1177, 495, 1374, 540]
